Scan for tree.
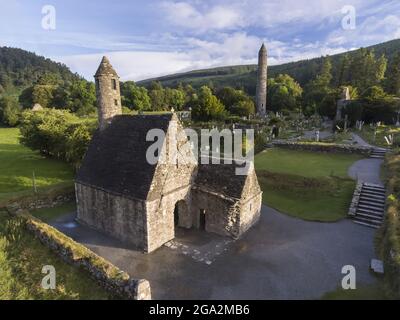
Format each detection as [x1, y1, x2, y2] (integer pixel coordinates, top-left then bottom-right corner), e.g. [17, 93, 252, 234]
[267, 74, 302, 112]
[164, 88, 186, 110]
[0, 96, 21, 126]
[216, 87, 255, 116]
[348, 48, 387, 92]
[337, 54, 351, 87]
[191, 86, 227, 121]
[66, 80, 96, 115]
[232, 99, 255, 117]
[361, 86, 388, 101]
[303, 58, 335, 117]
[31, 84, 55, 108]
[121, 81, 151, 111]
[385, 52, 400, 96]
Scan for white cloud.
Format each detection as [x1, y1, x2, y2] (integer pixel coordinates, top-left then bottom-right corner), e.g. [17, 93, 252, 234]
[327, 14, 400, 47]
[55, 32, 351, 82]
[160, 2, 244, 32]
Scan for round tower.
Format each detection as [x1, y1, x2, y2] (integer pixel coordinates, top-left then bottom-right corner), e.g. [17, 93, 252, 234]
[94, 56, 122, 130]
[256, 43, 267, 116]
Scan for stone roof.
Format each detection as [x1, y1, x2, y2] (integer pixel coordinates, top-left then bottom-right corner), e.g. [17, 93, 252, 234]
[76, 114, 173, 200]
[194, 160, 249, 199]
[259, 43, 266, 52]
[94, 56, 119, 77]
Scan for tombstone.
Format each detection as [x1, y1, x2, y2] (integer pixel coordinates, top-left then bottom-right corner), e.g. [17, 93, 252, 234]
[315, 130, 320, 142]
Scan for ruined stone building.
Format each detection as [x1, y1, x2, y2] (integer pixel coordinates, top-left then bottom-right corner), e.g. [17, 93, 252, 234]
[335, 87, 352, 121]
[256, 43, 267, 116]
[75, 57, 262, 253]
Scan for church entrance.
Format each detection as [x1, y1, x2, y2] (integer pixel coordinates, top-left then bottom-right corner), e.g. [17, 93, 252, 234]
[173, 200, 189, 233]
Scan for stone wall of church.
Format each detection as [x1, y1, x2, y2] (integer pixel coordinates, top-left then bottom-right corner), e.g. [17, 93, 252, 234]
[146, 185, 192, 253]
[75, 183, 148, 251]
[238, 193, 262, 235]
[191, 188, 241, 238]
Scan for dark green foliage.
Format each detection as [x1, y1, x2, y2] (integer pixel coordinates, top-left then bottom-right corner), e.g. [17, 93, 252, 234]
[0, 47, 80, 92]
[191, 86, 227, 121]
[385, 52, 400, 96]
[120, 81, 151, 111]
[216, 87, 255, 116]
[19, 109, 96, 168]
[0, 96, 21, 126]
[267, 74, 302, 112]
[344, 96, 399, 124]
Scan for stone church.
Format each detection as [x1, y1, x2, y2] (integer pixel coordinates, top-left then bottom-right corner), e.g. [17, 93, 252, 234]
[75, 57, 262, 253]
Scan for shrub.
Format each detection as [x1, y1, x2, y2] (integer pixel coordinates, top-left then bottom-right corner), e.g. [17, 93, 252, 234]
[379, 152, 400, 298]
[19, 109, 96, 168]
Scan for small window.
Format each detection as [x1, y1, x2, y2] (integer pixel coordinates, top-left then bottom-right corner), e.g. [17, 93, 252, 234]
[112, 79, 117, 90]
[114, 99, 118, 106]
[95, 79, 100, 90]
[250, 203, 252, 211]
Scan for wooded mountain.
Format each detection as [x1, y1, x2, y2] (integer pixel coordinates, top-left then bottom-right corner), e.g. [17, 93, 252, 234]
[0, 47, 81, 95]
[138, 39, 400, 95]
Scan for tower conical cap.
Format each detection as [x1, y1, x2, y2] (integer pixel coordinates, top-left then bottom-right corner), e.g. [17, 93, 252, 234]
[95, 56, 118, 77]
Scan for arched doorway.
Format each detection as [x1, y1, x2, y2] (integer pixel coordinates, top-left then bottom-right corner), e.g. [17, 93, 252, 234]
[173, 200, 189, 232]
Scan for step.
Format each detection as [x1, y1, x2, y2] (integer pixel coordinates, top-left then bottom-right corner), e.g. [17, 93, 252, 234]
[353, 219, 380, 228]
[363, 184, 385, 189]
[372, 150, 386, 153]
[356, 207, 384, 216]
[360, 194, 385, 204]
[353, 216, 382, 228]
[370, 155, 384, 158]
[359, 197, 385, 206]
[355, 211, 383, 221]
[357, 201, 385, 211]
[361, 189, 386, 196]
[362, 187, 386, 193]
[360, 193, 386, 200]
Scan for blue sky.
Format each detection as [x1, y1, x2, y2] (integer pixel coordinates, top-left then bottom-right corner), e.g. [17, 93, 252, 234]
[0, 0, 399, 81]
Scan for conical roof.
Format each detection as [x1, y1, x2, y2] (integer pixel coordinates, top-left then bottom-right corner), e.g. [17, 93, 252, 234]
[259, 43, 266, 52]
[95, 56, 119, 77]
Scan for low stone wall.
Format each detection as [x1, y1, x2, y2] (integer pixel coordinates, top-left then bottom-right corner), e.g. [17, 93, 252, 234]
[20, 212, 151, 300]
[2, 185, 75, 213]
[348, 181, 363, 216]
[272, 141, 372, 156]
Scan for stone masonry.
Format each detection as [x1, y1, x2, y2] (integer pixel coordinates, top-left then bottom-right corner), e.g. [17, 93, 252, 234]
[256, 43, 267, 116]
[95, 56, 122, 131]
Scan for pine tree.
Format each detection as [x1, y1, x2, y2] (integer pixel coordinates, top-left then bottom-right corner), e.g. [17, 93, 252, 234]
[385, 52, 400, 96]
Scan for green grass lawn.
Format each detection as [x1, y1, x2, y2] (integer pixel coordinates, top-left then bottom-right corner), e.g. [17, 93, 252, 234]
[0, 209, 111, 299]
[31, 202, 76, 222]
[321, 283, 388, 300]
[255, 148, 363, 221]
[255, 148, 362, 178]
[0, 127, 111, 299]
[0, 127, 74, 202]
